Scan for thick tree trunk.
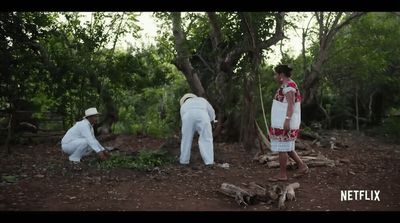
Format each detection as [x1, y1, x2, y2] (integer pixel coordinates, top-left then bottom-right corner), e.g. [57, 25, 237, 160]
[207, 12, 228, 139]
[170, 12, 285, 146]
[241, 72, 257, 150]
[238, 12, 285, 151]
[88, 74, 118, 134]
[98, 88, 118, 134]
[171, 12, 206, 97]
[238, 12, 260, 151]
[207, 12, 246, 141]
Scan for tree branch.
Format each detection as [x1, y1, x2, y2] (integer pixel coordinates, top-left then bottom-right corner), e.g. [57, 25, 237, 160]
[260, 12, 285, 49]
[207, 12, 222, 49]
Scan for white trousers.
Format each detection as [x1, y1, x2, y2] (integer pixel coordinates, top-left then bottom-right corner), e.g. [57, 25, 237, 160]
[180, 110, 214, 165]
[61, 138, 93, 162]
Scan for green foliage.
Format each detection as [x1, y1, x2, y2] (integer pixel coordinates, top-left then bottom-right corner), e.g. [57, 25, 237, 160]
[110, 45, 186, 137]
[368, 116, 400, 137]
[112, 79, 187, 137]
[94, 149, 174, 171]
[2, 175, 18, 183]
[301, 12, 400, 128]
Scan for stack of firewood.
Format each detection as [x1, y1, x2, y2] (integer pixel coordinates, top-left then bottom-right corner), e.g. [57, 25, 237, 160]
[219, 182, 300, 209]
[254, 150, 336, 168]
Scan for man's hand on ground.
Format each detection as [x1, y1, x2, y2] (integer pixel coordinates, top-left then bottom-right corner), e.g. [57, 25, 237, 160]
[98, 150, 110, 160]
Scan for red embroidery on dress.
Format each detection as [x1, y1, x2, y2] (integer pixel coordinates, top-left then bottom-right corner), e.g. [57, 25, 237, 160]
[269, 127, 300, 141]
[273, 81, 302, 103]
[270, 81, 302, 141]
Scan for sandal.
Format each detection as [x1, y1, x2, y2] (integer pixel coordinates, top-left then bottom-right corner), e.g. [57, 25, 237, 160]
[293, 167, 310, 178]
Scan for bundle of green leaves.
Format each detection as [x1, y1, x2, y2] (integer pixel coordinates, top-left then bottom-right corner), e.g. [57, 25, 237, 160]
[95, 149, 174, 171]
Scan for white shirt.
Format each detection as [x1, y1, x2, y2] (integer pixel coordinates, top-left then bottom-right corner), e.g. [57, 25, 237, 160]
[61, 118, 105, 153]
[180, 97, 216, 122]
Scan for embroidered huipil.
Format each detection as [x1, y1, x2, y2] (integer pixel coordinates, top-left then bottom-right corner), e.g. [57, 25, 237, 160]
[269, 81, 301, 142]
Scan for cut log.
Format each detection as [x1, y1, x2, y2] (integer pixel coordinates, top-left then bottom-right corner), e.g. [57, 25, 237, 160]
[278, 182, 300, 209]
[286, 182, 300, 201]
[266, 160, 279, 168]
[264, 153, 335, 168]
[295, 139, 309, 150]
[266, 160, 296, 168]
[247, 182, 269, 202]
[306, 159, 335, 167]
[278, 190, 287, 209]
[268, 184, 283, 200]
[256, 154, 268, 164]
[220, 183, 254, 207]
[220, 182, 298, 209]
[300, 131, 322, 141]
[297, 150, 315, 156]
[300, 156, 319, 162]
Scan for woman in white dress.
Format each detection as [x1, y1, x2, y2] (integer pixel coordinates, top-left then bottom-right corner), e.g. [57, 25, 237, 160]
[269, 64, 309, 181]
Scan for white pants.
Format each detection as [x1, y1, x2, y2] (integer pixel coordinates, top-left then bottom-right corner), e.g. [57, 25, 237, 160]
[180, 110, 214, 165]
[61, 138, 93, 162]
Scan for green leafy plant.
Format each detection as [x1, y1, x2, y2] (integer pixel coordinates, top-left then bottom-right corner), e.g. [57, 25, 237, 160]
[95, 149, 174, 171]
[2, 175, 18, 183]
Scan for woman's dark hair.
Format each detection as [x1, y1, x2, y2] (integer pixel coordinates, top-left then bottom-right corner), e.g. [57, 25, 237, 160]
[274, 64, 293, 77]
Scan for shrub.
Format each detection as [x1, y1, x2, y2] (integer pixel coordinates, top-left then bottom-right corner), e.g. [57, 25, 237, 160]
[94, 149, 174, 171]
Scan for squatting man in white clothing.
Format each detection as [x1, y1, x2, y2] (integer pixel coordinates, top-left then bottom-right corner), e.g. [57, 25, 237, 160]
[179, 93, 217, 166]
[61, 107, 110, 163]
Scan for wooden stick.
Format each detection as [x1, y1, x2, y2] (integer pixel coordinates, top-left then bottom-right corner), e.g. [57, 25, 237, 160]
[278, 182, 300, 209]
[220, 183, 254, 207]
[286, 182, 300, 201]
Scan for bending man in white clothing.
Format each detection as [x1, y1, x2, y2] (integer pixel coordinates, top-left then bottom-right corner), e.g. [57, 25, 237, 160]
[61, 107, 110, 163]
[179, 93, 216, 166]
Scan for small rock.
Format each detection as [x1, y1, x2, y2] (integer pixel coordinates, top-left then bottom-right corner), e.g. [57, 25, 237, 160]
[217, 163, 230, 169]
[348, 171, 356, 175]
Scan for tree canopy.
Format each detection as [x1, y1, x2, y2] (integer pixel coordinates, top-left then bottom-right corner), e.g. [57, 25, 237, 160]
[1, 11, 399, 149]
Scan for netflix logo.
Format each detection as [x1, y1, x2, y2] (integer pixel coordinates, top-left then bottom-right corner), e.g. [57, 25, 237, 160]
[340, 190, 380, 201]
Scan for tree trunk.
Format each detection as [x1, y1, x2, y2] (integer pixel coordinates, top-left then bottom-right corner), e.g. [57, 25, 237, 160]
[170, 12, 285, 145]
[368, 90, 377, 124]
[171, 12, 206, 97]
[355, 85, 359, 131]
[238, 12, 260, 151]
[88, 74, 118, 134]
[241, 72, 257, 150]
[302, 12, 365, 107]
[238, 12, 285, 150]
[5, 111, 13, 154]
[318, 87, 331, 129]
[207, 12, 231, 139]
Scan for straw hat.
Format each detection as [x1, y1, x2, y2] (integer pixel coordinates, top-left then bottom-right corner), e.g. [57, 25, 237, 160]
[179, 93, 197, 106]
[83, 107, 101, 118]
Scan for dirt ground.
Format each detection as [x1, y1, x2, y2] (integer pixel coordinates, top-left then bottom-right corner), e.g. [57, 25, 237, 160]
[0, 130, 400, 211]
